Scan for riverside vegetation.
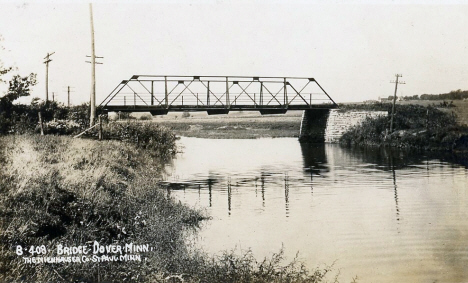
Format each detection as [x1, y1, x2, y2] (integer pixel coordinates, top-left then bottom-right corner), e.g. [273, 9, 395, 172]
[339, 103, 468, 153]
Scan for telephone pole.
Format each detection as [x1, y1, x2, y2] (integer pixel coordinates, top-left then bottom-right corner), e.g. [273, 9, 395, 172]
[43, 52, 55, 103]
[89, 3, 96, 126]
[389, 74, 405, 133]
[63, 86, 75, 107]
[87, 4, 103, 126]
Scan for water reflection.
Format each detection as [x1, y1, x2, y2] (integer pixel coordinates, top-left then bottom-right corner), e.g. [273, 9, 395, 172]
[300, 142, 329, 173]
[389, 154, 400, 224]
[163, 137, 468, 282]
[163, 140, 466, 218]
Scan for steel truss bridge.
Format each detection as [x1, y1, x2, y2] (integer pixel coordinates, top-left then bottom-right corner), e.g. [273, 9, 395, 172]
[100, 75, 338, 115]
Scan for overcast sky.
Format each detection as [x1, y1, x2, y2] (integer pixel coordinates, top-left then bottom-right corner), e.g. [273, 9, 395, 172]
[0, 0, 467, 104]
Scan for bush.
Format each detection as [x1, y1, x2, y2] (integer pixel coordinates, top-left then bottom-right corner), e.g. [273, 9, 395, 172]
[182, 111, 190, 118]
[139, 114, 153, 120]
[103, 121, 177, 158]
[0, 101, 91, 135]
[44, 120, 82, 135]
[340, 104, 468, 151]
[67, 103, 90, 129]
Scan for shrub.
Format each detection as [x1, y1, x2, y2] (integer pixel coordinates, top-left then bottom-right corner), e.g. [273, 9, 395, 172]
[0, 102, 91, 135]
[139, 114, 153, 120]
[182, 111, 190, 118]
[102, 121, 177, 158]
[67, 103, 90, 129]
[44, 120, 82, 135]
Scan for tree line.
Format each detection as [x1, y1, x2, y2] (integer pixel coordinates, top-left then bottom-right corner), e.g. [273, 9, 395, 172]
[401, 89, 468, 101]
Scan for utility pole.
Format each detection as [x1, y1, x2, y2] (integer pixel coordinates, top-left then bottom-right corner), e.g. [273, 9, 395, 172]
[43, 52, 55, 103]
[87, 3, 103, 126]
[63, 86, 75, 107]
[389, 74, 405, 133]
[67, 86, 71, 107]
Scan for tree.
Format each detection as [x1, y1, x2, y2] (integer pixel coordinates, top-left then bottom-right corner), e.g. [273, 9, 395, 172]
[0, 35, 37, 106]
[3, 73, 37, 103]
[0, 74, 37, 115]
[0, 36, 39, 134]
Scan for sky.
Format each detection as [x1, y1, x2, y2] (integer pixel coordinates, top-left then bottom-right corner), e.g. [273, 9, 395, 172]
[0, 0, 467, 105]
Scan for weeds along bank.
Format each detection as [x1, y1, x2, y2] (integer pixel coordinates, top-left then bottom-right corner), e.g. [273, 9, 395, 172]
[339, 104, 468, 153]
[0, 135, 333, 283]
[0, 135, 205, 282]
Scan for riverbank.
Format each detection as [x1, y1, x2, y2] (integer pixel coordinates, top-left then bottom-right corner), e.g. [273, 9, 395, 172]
[339, 104, 468, 153]
[0, 135, 203, 282]
[0, 135, 332, 282]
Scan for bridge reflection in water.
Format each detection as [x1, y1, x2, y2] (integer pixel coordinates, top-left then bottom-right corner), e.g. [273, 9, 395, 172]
[159, 138, 441, 219]
[161, 137, 468, 224]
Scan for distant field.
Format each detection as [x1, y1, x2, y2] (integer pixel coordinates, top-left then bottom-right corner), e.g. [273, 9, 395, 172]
[397, 100, 468, 126]
[144, 110, 303, 138]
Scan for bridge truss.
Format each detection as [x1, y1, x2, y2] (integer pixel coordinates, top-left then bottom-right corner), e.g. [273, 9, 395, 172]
[100, 75, 338, 115]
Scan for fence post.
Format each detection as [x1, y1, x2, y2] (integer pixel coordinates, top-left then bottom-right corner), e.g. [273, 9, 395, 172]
[98, 115, 103, 140]
[38, 112, 44, 135]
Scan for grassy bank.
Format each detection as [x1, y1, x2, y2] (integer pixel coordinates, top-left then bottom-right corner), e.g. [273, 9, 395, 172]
[0, 135, 203, 282]
[136, 111, 303, 139]
[339, 104, 468, 152]
[0, 135, 334, 282]
[397, 99, 468, 126]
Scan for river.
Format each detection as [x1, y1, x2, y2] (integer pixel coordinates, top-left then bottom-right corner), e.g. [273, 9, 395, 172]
[162, 137, 468, 282]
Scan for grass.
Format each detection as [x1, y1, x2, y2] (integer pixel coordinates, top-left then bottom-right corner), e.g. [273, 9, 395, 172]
[339, 104, 468, 152]
[0, 135, 338, 283]
[397, 99, 468, 126]
[0, 135, 203, 282]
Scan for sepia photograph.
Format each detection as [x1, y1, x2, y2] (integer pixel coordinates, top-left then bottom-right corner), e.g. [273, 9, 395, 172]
[0, 0, 468, 282]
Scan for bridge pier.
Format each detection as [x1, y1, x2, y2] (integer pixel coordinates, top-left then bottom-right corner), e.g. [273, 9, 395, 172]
[299, 109, 330, 143]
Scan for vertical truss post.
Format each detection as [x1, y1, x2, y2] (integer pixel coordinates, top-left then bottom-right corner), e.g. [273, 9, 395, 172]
[151, 81, 154, 106]
[260, 82, 263, 106]
[284, 77, 287, 106]
[207, 81, 210, 105]
[164, 76, 168, 108]
[226, 77, 230, 108]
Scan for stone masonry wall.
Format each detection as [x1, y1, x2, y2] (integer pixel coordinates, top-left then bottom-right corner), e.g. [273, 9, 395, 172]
[299, 109, 330, 143]
[324, 109, 387, 143]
